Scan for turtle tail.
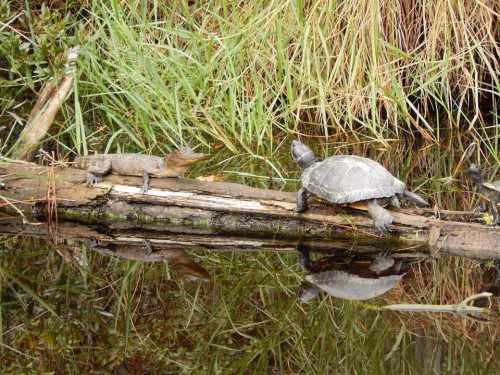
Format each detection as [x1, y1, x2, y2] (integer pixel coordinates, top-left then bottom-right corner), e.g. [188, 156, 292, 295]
[403, 190, 428, 207]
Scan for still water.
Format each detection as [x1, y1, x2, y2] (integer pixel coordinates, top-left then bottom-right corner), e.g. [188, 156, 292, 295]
[0, 235, 498, 373]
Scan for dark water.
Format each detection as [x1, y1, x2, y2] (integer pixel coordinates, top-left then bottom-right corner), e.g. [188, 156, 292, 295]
[0, 235, 498, 374]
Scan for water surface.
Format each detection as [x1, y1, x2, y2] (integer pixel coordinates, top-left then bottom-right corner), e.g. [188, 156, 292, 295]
[0, 235, 498, 373]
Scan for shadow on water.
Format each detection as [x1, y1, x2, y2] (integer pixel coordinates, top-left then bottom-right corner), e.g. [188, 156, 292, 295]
[0, 229, 499, 373]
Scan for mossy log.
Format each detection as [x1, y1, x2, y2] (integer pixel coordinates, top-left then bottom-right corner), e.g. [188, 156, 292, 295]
[1, 159, 499, 259]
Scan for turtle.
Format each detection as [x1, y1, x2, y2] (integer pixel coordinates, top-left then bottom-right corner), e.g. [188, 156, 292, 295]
[296, 244, 414, 303]
[291, 140, 428, 232]
[464, 164, 500, 225]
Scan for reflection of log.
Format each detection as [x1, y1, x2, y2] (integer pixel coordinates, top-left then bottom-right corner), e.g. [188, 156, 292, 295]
[1, 159, 500, 259]
[0, 222, 427, 260]
[0, 222, 421, 255]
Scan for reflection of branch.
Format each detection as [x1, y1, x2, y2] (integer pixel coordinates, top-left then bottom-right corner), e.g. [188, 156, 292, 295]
[382, 292, 493, 319]
[0, 194, 40, 225]
[11, 46, 80, 161]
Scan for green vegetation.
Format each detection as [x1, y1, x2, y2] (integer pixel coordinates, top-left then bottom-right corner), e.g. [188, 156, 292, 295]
[0, 0, 499, 373]
[2, 1, 498, 188]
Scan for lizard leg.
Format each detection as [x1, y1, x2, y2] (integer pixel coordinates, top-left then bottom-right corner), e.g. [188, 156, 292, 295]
[367, 199, 393, 232]
[142, 172, 150, 193]
[86, 159, 111, 186]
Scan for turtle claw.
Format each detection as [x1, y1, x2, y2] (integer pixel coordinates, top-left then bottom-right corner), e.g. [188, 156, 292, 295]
[86, 173, 101, 187]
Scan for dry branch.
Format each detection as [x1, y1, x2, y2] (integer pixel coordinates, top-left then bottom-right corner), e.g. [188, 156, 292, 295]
[11, 46, 80, 161]
[1, 159, 499, 259]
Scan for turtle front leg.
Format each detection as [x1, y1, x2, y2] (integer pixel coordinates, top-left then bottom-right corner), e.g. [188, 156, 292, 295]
[86, 159, 112, 187]
[367, 199, 393, 232]
[297, 242, 312, 271]
[296, 187, 310, 213]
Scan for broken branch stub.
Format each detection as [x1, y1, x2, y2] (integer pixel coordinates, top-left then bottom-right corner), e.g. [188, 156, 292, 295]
[11, 46, 80, 161]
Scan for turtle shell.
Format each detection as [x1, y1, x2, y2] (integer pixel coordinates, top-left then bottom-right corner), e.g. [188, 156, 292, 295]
[301, 155, 406, 204]
[305, 269, 403, 300]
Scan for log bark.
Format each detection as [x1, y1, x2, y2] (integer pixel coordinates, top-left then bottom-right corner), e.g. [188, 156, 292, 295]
[1, 159, 499, 259]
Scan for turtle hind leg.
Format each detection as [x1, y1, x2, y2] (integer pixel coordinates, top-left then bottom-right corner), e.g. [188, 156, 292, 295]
[367, 199, 393, 232]
[296, 187, 310, 213]
[369, 251, 395, 274]
[390, 195, 401, 208]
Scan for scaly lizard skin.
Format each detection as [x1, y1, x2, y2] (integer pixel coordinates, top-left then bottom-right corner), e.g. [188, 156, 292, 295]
[74, 148, 208, 193]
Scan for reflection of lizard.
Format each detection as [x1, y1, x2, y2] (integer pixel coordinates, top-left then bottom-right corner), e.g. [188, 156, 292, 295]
[88, 239, 210, 281]
[74, 147, 208, 193]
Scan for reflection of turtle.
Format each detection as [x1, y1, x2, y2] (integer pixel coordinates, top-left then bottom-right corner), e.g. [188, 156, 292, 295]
[297, 244, 411, 303]
[291, 140, 428, 231]
[465, 165, 500, 225]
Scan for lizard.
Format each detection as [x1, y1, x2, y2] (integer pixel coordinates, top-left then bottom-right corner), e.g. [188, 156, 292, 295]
[73, 147, 209, 193]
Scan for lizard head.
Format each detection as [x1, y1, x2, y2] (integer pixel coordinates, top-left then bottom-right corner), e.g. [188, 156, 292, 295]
[165, 146, 209, 168]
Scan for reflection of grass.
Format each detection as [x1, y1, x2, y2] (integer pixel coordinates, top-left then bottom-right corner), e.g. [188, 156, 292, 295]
[0, 239, 498, 373]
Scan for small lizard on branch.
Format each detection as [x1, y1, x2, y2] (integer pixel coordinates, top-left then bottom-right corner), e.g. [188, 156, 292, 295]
[74, 147, 208, 192]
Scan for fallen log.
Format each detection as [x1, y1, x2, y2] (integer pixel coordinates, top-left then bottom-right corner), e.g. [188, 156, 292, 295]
[1, 159, 499, 259]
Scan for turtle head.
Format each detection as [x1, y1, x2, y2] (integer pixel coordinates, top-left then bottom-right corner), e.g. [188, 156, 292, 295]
[298, 281, 320, 303]
[291, 140, 316, 169]
[464, 164, 484, 184]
